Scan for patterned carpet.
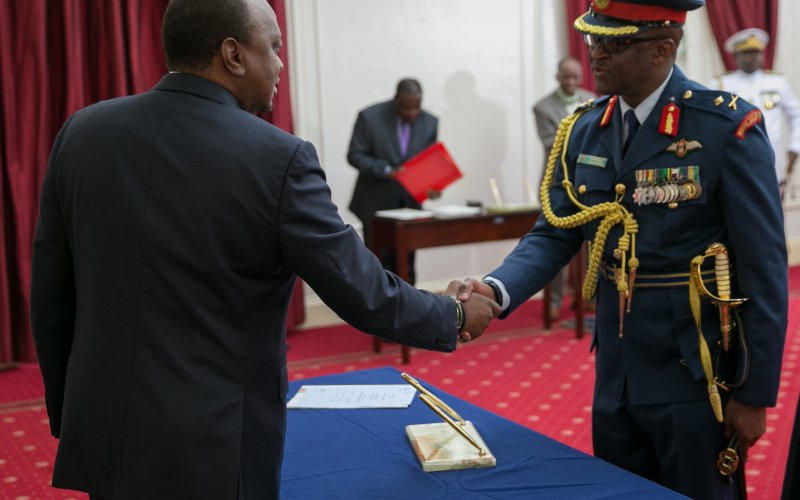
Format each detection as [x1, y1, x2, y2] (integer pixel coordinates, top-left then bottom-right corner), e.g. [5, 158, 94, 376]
[0, 270, 797, 499]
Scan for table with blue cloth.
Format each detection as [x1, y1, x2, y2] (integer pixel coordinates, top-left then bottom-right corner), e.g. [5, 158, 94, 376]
[281, 367, 685, 499]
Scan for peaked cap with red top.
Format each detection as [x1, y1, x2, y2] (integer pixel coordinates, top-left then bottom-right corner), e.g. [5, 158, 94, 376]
[574, 0, 705, 38]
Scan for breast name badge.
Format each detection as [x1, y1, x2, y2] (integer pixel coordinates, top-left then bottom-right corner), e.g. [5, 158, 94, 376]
[633, 166, 702, 207]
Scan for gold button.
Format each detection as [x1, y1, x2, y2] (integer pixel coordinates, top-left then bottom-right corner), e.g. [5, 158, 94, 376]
[578, 185, 587, 194]
[668, 202, 678, 209]
[613, 249, 622, 259]
[765, 101, 775, 110]
[683, 90, 692, 99]
[714, 96, 724, 106]
[615, 183, 626, 194]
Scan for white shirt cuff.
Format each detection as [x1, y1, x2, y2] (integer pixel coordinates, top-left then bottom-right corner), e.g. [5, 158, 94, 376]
[482, 276, 510, 312]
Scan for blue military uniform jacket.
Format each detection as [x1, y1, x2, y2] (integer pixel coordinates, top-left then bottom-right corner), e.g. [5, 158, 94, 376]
[491, 66, 787, 408]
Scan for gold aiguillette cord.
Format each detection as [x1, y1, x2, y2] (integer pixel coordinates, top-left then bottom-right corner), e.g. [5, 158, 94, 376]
[401, 373, 486, 456]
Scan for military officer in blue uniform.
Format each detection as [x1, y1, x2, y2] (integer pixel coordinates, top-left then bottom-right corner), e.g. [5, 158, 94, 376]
[462, 1, 788, 498]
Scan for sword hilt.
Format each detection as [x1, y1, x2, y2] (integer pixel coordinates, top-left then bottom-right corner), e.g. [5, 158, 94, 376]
[709, 245, 732, 350]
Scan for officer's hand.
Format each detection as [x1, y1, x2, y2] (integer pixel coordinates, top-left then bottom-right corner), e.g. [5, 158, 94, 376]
[444, 280, 500, 343]
[723, 399, 766, 462]
[452, 277, 497, 303]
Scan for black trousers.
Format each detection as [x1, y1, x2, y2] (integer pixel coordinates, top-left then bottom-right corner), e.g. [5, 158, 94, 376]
[593, 385, 739, 499]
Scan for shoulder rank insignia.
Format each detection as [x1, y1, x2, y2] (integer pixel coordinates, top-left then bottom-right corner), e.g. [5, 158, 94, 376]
[735, 109, 762, 139]
[665, 139, 702, 158]
[576, 98, 596, 113]
[659, 103, 680, 137]
[600, 95, 618, 128]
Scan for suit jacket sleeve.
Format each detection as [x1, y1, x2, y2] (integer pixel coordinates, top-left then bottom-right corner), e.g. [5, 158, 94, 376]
[347, 111, 391, 178]
[280, 141, 458, 350]
[30, 118, 77, 438]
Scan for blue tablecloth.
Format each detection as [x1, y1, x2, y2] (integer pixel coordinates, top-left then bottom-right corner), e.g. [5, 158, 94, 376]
[281, 367, 686, 499]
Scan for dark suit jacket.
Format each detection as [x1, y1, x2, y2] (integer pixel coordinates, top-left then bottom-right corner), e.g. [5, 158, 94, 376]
[532, 88, 595, 179]
[491, 67, 786, 407]
[347, 100, 438, 223]
[30, 73, 458, 500]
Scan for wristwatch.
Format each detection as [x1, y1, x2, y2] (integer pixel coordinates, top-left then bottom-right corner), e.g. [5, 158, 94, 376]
[482, 279, 503, 306]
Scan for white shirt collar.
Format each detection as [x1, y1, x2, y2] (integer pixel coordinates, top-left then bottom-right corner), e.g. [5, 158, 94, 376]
[619, 67, 674, 128]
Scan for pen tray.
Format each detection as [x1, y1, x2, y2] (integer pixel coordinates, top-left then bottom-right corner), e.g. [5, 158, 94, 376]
[405, 421, 496, 472]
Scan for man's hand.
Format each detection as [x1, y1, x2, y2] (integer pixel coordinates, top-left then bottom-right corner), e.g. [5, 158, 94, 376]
[445, 280, 501, 343]
[723, 399, 767, 462]
[452, 277, 497, 303]
[387, 166, 405, 180]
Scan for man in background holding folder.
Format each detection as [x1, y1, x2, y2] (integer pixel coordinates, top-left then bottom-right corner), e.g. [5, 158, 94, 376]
[347, 78, 438, 284]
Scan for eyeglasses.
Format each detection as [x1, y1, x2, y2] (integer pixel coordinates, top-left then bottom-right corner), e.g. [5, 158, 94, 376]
[583, 34, 669, 54]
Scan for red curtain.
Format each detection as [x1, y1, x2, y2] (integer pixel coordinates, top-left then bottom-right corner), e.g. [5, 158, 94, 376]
[705, 0, 778, 71]
[565, 0, 596, 94]
[0, 0, 300, 363]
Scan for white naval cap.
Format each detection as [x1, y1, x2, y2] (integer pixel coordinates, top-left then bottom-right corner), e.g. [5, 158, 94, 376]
[723, 28, 769, 54]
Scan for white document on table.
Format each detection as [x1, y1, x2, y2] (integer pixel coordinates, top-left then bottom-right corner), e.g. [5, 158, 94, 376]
[287, 385, 417, 409]
[374, 208, 434, 220]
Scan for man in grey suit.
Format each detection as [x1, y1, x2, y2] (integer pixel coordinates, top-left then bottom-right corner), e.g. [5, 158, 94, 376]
[532, 58, 595, 320]
[29, 1, 499, 499]
[347, 79, 438, 284]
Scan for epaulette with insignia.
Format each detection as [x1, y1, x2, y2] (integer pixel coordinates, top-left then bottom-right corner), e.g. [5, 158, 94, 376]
[681, 88, 762, 140]
[680, 88, 755, 119]
[575, 97, 599, 113]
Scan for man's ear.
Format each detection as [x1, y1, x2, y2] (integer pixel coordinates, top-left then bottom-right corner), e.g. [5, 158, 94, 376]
[652, 39, 676, 65]
[219, 37, 246, 76]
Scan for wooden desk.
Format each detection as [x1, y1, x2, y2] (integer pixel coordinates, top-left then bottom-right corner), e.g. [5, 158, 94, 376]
[370, 209, 540, 364]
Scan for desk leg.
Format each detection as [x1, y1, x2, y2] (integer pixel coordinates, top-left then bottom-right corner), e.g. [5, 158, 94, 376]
[396, 248, 411, 364]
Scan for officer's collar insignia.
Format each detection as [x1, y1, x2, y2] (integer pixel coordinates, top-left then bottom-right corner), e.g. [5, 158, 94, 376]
[665, 138, 703, 158]
[600, 95, 618, 128]
[577, 154, 608, 168]
[658, 102, 680, 137]
[735, 109, 762, 139]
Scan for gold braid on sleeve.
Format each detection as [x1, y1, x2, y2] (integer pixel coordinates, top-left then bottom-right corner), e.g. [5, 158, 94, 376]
[540, 107, 639, 335]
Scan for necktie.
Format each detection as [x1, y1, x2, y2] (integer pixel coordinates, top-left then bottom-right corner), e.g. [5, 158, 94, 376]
[398, 122, 411, 158]
[623, 109, 640, 155]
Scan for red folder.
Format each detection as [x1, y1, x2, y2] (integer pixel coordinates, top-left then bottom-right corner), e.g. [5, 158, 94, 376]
[396, 142, 463, 203]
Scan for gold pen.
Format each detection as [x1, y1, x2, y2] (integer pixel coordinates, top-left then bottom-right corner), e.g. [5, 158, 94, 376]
[401, 372, 464, 425]
[419, 394, 486, 457]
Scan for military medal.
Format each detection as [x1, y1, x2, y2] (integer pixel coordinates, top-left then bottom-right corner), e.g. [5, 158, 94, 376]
[633, 166, 702, 207]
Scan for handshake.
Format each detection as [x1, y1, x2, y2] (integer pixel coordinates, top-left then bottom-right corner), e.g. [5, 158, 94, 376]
[443, 278, 504, 344]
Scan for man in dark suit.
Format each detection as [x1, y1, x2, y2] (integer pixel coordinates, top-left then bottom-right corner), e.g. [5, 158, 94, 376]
[29, 1, 499, 499]
[533, 58, 595, 320]
[347, 79, 438, 284]
[461, 1, 787, 498]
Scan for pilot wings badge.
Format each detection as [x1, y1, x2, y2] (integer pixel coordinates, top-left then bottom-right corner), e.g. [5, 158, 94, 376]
[665, 139, 703, 159]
